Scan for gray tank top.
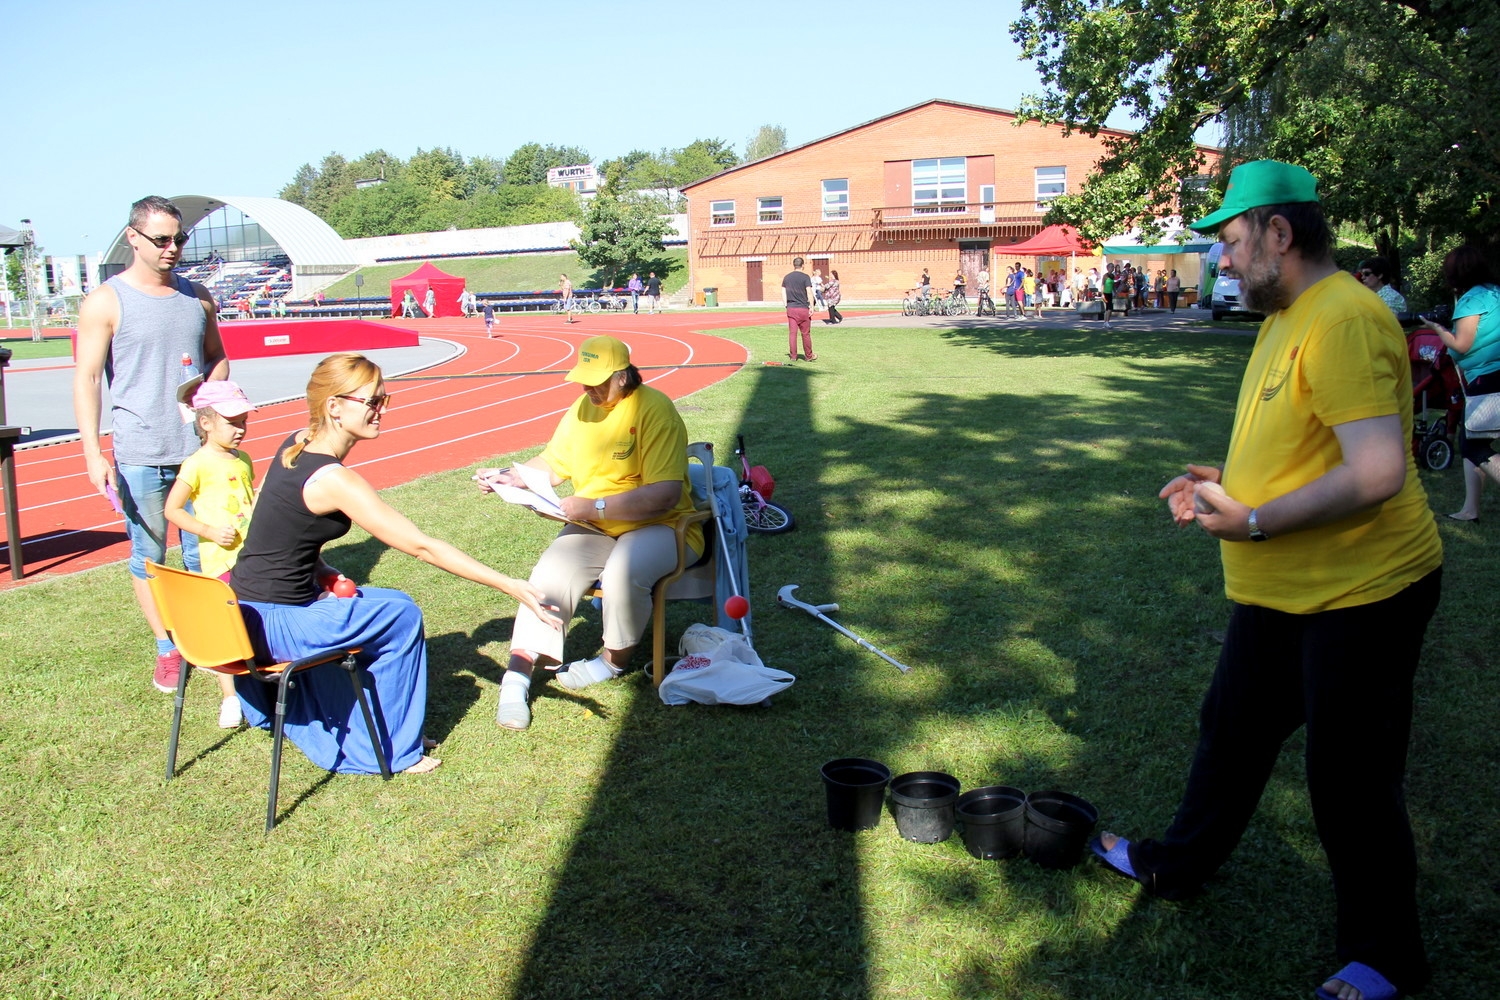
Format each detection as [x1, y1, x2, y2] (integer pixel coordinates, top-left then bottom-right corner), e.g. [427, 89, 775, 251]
[104, 274, 207, 466]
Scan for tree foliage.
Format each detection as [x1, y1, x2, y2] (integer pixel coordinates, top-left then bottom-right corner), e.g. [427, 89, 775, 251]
[598, 139, 739, 203]
[744, 124, 788, 162]
[278, 145, 583, 239]
[501, 143, 591, 187]
[569, 195, 671, 286]
[1011, 0, 1500, 289]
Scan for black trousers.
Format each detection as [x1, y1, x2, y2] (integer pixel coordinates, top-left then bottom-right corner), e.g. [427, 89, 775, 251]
[826, 304, 842, 323]
[1130, 568, 1440, 994]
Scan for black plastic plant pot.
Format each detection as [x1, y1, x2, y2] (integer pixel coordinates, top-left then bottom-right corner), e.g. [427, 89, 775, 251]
[955, 786, 1028, 859]
[820, 758, 892, 831]
[888, 771, 961, 843]
[1023, 790, 1100, 869]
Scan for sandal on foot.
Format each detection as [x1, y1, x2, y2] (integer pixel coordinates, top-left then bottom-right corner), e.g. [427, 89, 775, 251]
[496, 698, 531, 730]
[804, 353, 818, 361]
[554, 656, 621, 691]
[1089, 835, 1140, 881]
[1316, 962, 1401, 1000]
[787, 353, 797, 361]
[401, 755, 442, 774]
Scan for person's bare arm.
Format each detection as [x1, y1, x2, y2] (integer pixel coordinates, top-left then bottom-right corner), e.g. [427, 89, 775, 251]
[164, 475, 236, 548]
[307, 466, 562, 627]
[72, 286, 118, 494]
[1423, 314, 1480, 355]
[194, 283, 229, 379]
[559, 479, 681, 522]
[1192, 415, 1407, 541]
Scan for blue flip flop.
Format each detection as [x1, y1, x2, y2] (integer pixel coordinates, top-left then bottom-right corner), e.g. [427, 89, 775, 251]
[1089, 835, 1139, 881]
[1314, 962, 1401, 1000]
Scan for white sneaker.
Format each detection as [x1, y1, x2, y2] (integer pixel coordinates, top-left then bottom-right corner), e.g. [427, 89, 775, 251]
[218, 696, 243, 729]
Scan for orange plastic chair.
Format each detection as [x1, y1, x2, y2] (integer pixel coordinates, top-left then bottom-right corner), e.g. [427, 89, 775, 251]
[144, 560, 391, 831]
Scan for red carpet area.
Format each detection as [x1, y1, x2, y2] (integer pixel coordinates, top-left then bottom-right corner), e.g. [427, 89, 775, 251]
[1, 312, 780, 587]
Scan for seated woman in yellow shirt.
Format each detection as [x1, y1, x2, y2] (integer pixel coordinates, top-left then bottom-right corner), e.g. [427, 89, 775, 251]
[476, 336, 701, 731]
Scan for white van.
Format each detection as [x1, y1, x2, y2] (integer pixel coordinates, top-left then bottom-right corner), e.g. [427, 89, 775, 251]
[1205, 242, 1261, 321]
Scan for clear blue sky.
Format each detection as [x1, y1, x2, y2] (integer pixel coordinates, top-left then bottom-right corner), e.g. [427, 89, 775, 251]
[3, 0, 1078, 257]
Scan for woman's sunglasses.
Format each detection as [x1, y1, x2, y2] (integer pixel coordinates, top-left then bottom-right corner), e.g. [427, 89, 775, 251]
[337, 393, 393, 412]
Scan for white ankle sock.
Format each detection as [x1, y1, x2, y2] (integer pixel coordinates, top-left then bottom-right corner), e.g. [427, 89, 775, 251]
[500, 671, 531, 703]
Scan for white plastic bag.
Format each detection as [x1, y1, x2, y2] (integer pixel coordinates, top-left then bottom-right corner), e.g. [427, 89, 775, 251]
[659, 629, 794, 706]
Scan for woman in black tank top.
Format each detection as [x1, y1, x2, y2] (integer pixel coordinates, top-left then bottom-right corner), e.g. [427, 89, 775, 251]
[229, 353, 561, 774]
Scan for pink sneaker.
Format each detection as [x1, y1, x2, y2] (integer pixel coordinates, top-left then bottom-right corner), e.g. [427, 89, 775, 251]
[153, 650, 183, 694]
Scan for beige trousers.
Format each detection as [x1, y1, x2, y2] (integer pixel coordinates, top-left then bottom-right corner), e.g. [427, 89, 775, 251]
[509, 523, 683, 662]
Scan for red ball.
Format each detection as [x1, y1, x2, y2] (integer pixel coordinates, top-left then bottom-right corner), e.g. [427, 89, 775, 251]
[724, 595, 749, 619]
[332, 576, 357, 598]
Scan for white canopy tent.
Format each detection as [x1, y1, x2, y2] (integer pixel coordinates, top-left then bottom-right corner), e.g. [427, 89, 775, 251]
[1101, 216, 1216, 256]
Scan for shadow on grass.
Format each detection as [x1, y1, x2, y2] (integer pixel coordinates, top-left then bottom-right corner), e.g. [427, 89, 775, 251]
[499, 323, 1477, 998]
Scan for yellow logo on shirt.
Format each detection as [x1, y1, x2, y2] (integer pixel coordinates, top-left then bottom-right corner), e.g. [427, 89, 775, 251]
[612, 427, 638, 461]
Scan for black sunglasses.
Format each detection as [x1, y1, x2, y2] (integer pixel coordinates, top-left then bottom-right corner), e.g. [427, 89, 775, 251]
[337, 393, 392, 412]
[133, 228, 190, 249]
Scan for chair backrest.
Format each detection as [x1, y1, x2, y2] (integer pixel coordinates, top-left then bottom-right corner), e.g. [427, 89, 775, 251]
[143, 561, 258, 669]
[686, 442, 718, 517]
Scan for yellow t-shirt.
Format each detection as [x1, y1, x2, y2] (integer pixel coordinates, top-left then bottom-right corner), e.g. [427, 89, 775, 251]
[540, 385, 702, 551]
[1220, 271, 1441, 612]
[177, 447, 256, 578]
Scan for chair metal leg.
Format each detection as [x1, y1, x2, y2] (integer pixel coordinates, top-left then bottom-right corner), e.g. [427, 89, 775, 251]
[266, 673, 294, 832]
[164, 656, 192, 781]
[345, 658, 392, 780]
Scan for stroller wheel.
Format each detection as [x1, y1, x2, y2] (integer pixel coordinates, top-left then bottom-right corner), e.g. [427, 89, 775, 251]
[1422, 434, 1453, 471]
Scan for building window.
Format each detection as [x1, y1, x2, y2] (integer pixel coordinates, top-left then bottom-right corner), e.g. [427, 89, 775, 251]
[757, 197, 784, 224]
[822, 179, 849, 220]
[711, 200, 736, 226]
[912, 157, 967, 214]
[1035, 166, 1067, 210]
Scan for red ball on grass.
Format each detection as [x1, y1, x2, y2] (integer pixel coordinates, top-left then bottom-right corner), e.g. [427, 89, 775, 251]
[725, 595, 749, 619]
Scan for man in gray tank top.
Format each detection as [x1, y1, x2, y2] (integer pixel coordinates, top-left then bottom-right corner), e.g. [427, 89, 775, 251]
[74, 196, 229, 695]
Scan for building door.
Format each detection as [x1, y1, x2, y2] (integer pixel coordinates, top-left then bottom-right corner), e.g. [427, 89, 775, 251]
[958, 242, 989, 296]
[746, 260, 763, 302]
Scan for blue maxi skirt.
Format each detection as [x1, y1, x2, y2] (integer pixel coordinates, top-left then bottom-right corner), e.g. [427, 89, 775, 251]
[235, 587, 427, 774]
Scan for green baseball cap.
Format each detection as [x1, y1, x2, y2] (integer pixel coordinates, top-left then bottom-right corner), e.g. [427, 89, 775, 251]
[1190, 160, 1320, 234]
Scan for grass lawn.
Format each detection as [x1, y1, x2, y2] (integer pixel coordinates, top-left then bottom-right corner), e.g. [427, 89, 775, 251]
[1, 334, 74, 360]
[2, 321, 1493, 999]
[321, 248, 690, 300]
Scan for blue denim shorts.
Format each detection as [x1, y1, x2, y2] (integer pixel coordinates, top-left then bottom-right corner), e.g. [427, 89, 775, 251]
[116, 463, 199, 578]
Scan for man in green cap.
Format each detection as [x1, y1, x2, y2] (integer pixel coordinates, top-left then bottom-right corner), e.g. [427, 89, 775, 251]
[1090, 161, 1442, 1000]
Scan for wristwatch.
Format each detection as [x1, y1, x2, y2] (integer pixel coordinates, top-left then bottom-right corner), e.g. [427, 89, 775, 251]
[1247, 507, 1269, 542]
[594, 497, 607, 517]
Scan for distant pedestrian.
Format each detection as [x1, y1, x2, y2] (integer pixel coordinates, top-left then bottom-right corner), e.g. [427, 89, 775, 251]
[627, 272, 643, 313]
[812, 268, 826, 309]
[559, 273, 574, 323]
[1358, 257, 1408, 315]
[483, 300, 497, 337]
[823, 269, 843, 325]
[644, 271, 661, 313]
[1166, 270, 1181, 313]
[423, 287, 435, 318]
[402, 289, 419, 318]
[782, 256, 815, 361]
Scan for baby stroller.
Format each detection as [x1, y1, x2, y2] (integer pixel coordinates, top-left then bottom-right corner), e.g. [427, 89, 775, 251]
[1407, 328, 1463, 471]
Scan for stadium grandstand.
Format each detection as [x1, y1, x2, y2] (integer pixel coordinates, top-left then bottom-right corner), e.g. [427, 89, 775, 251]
[98, 196, 358, 312]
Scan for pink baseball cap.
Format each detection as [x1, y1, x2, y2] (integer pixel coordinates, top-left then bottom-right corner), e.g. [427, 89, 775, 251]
[190, 380, 256, 417]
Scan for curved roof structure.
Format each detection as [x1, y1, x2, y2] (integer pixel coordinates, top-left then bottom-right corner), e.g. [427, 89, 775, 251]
[101, 195, 355, 272]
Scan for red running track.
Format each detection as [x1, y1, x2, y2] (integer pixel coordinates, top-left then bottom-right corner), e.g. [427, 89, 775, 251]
[0, 312, 776, 588]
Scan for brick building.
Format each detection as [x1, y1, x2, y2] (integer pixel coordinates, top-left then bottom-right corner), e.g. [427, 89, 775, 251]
[681, 99, 1219, 303]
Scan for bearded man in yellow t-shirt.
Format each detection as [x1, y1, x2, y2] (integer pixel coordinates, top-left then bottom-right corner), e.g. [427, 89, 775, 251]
[1089, 162, 1442, 1000]
[475, 336, 701, 732]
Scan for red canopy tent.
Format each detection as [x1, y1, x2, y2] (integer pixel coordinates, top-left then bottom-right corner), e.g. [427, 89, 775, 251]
[999, 224, 1095, 257]
[389, 262, 466, 318]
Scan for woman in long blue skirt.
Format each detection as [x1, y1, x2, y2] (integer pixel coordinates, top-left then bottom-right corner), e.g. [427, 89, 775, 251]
[229, 354, 562, 774]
